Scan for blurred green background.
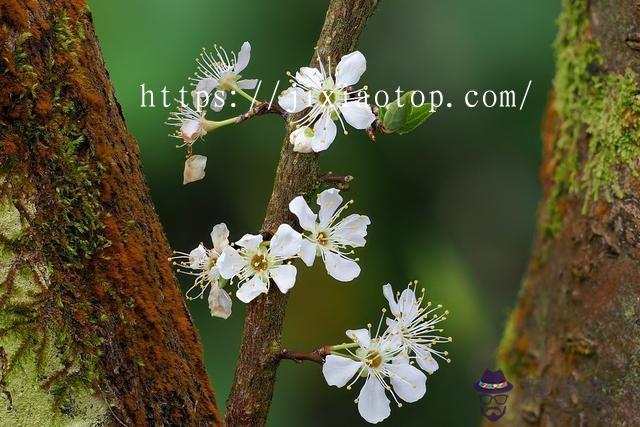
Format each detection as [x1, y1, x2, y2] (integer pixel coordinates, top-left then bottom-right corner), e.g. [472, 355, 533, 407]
[89, 1, 559, 425]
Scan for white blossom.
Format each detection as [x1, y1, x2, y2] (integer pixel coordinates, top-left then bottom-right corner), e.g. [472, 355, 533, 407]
[183, 154, 207, 184]
[383, 282, 452, 374]
[167, 102, 209, 146]
[289, 188, 370, 282]
[278, 50, 375, 152]
[171, 223, 233, 319]
[323, 327, 427, 424]
[191, 41, 258, 111]
[217, 224, 302, 303]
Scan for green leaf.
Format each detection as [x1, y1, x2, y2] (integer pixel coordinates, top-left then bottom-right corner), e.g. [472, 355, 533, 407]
[379, 91, 435, 134]
[398, 102, 434, 135]
[380, 98, 410, 132]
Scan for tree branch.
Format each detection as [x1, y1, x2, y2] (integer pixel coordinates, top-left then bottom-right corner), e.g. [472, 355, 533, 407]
[224, 1, 381, 425]
[236, 100, 288, 124]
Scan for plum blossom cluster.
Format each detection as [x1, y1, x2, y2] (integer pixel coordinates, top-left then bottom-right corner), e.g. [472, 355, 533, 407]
[323, 282, 451, 424]
[171, 188, 370, 318]
[167, 40, 442, 423]
[167, 42, 378, 185]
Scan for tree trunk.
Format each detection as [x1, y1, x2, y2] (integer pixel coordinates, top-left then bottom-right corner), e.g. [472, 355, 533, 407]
[0, 1, 221, 425]
[497, 0, 640, 425]
[224, 1, 380, 425]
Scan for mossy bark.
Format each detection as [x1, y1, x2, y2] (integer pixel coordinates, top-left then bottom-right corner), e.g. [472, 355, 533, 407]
[224, 1, 380, 425]
[497, 0, 640, 425]
[0, 1, 221, 425]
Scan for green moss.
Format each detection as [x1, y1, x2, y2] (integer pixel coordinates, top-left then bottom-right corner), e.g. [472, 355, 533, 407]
[53, 11, 84, 53]
[0, 8, 112, 425]
[544, 0, 640, 238]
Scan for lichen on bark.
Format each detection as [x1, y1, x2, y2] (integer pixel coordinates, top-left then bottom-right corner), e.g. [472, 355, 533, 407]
[496, 0, 640, 424]
[544, 0, 640, 239]
[0, 181, 108, 425]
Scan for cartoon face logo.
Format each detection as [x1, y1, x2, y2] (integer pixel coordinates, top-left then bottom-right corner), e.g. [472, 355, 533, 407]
[473, 369, 513, 422]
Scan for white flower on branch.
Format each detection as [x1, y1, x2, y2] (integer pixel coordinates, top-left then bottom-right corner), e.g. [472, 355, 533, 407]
[323, 326, 427, 424]
[383, 282, 452, 374]
[171, 223, 233, 319]
[217, 224, 302, 303]
[278, 50, 375, 152]
[191, 41, 259, 111]
[167, 102, 209, 146]
[289, 188, 370, 282]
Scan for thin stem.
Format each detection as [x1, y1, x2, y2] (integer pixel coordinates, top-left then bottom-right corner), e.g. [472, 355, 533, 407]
[234, 86, 257, 104]
[202, 117, 238, 133]
[331, 342, 360, 351]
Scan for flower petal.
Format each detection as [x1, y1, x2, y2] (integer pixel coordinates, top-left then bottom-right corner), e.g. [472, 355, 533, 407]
[335, 51, 367, 87]
[415, 347, 439, 374]
[295, 67, 323, 89]
[346, 328, 371, 348]
[289, 127, 314, 153]
[339, 101, 375, 129]
[270, 224, 302, 257]
[236, 275, 268, 303]
[188, 244, 208, 269]
[398, 287, 419, 320]
[389, 360, 427, 403]
[183, 155, 207, 185]
[332, 214, 370, 247]
[298, 238, 317, 267]
[236, 233, 263, 249]
[208, 286, 232, 319]
[237, 79, 258, 90]
[323, 250, 360, 282]
[311, 112, 337, 152]
[317, 188, 343, 226]
[195, 77, 218, 96]
[289, 196, 317, 232]
[210, 90, 227, 112]
[382, 284, 399, 315]
[278, 87, 310, 113]
[180, 120, 203, 143]
[358, 377, 391, 424]
[322, 355, 362, 387]
[234, 41, 251, 74]
[210, 223, 229, 254]
[269, 264, 297, 294]
[217, 246, 245, 279]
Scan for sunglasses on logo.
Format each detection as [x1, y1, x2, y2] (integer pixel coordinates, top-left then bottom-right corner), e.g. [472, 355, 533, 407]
[479, 394, 508, 405]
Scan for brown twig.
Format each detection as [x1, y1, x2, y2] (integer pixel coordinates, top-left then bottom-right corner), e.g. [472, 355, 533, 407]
[319, 172, 354, 191]
[236, 100, 288, 124]
[279, 346, 332, 364]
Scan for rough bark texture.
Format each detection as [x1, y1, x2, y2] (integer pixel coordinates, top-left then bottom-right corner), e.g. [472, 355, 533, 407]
[497, 0, 640, 425]
[0, 1, 220, 425]
[224, 1, 380, 425]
